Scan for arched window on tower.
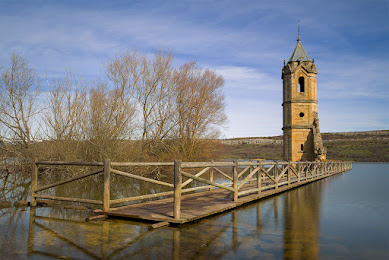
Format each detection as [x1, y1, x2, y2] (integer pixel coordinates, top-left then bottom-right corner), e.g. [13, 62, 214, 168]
[299, 77, 305, 92]
[301, 144, 304, 151]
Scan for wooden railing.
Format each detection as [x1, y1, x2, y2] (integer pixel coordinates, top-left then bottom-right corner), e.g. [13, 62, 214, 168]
[30, 159, 352, 219]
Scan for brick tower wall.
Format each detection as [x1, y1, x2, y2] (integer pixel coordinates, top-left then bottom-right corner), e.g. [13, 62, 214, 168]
[282, 61, 325, 161]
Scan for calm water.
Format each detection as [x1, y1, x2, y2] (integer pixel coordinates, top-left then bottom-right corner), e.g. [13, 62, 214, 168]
[0, 163, 388, 259]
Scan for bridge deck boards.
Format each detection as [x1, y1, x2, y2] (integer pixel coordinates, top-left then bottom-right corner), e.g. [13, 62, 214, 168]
[102, 175, 330, 224]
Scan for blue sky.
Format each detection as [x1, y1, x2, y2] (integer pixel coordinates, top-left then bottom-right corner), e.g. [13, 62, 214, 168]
[1, 0, 388, 138]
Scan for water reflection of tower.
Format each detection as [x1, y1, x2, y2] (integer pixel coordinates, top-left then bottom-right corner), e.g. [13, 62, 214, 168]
[282, 181, 322, 259]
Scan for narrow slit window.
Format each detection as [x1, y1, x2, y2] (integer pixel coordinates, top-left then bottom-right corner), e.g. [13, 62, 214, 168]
[299, 77, 305, 92]
[301, 144, 304, 151]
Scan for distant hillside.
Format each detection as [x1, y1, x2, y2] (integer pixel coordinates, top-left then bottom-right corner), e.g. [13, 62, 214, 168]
[221, 130, 389, 162]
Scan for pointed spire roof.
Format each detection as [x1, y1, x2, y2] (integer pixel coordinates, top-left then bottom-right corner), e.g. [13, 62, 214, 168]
[288, 31, 311, 62]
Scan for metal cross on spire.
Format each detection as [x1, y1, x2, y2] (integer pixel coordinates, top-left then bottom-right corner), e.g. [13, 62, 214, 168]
[298, 19, 301, 41]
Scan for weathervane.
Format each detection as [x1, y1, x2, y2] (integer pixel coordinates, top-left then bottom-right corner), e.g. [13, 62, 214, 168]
[298, 19, 301, 41]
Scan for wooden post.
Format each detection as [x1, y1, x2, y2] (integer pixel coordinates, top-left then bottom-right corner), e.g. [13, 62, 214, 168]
[257, 161, 262, 195]
[323, 162, 328, 175]
[30, 157, 38, 207]
[287, 161, 291, 186]
[331, 162, 334, 174]
[275, 161, 279, 190]
[313, 162, 315, 178]
[209, 160, 214, 191]
[312, 162, 315, 178]
[174, 160, 182, 219]
[233, 161, 238, 202]
[103, 158, 111, 212]
[318, 162, 321, 176]
[249, 165, 253, 184]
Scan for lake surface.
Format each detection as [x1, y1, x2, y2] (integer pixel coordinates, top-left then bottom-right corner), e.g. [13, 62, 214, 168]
[0, 163, 388, 259]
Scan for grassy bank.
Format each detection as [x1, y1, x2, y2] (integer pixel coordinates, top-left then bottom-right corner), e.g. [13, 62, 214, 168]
[221, 130, 389, 162]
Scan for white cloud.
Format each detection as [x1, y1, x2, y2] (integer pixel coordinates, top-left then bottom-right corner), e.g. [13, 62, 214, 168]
[215, 66, 279, 91]
[320, 104, 389, 133]
[223, 98, 282, 138]
[211, 65, 282, 137]
[317, 56, 388, 100]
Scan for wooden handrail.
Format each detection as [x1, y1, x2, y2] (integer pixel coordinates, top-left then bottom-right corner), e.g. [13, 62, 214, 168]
[238, 166, 260, 190]
[36, 161, 103, 166]
[29, 159, 352, 217]
[181, 167, 210, 188]
[34, 194, 103, 205]
[35, 169, 103, 192]
[261, 166, 276, 184]
[111, 162, 174, 167]
[237, 166, 250, 179]
[181, 171, 234, 192]
[110, 185, 214, 205]
[213, 167, 233, 180]
[110, 168, 174, 188]
[276, 165, 290, 182]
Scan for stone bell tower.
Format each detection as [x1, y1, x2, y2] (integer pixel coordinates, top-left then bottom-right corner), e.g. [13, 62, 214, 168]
[282, 32, 326, 161]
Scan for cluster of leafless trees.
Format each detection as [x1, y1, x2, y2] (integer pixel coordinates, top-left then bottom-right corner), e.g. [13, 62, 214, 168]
[0, 51, 226, 162]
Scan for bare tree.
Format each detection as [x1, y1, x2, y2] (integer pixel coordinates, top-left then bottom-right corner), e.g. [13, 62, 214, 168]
[43, 70, 87, 160]
[0, 125, 12, 161]
[106, 51, 175, 143]
[83, 81, 136, 161]
[0, 51, 227, 164]
[0, 53, 40, 158]
[171, 62, 226, 160]
[107, 52, 226, 161]
[45, 70, 87, 141]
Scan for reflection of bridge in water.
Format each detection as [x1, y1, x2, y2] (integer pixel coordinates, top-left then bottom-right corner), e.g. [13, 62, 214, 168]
[30, 160, 352, 224]
[27, 207, 248, 259]
[26, 176, 335, 259]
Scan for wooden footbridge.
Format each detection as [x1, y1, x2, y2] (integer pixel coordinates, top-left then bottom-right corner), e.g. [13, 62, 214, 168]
[30, 160, 352, 224]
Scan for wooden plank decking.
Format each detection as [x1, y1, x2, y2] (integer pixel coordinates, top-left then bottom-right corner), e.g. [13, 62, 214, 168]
[102, 171, 341, 224]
